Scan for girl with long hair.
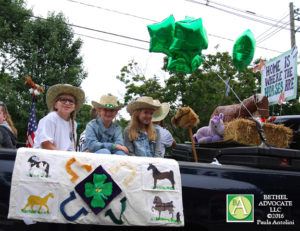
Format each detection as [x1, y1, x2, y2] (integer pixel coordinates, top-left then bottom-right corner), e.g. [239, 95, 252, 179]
[124, 97, 162, 157]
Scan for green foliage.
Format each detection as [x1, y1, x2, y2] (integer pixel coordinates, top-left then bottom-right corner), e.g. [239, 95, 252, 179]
[0, 0, 31, 62]
[0, 2, 87, 142]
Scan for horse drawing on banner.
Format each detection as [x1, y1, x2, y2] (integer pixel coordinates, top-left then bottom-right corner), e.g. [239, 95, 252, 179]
[211, 94, 269, 123]
[147, 163, 175, 189]
[22, 193, 54, 213]
[28, 155, 50, 177]
[152, 196, 174, 219]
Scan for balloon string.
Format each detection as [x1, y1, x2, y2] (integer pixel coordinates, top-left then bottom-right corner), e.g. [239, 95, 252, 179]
[200, 55, 255, 120]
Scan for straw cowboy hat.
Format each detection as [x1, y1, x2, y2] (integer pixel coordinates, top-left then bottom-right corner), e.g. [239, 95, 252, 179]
[46, 84, 85, 112]
[126, 96, 161, 115]
[152, 100, 170, 122]
[92, 95, 123, 110]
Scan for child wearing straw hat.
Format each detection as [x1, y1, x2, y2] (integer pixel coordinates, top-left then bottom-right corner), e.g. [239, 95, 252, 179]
[82, 95, 128, 155]
[124, 96, 163, 157]
[152, 100, 176, 157]
[33, 84, 85, 151]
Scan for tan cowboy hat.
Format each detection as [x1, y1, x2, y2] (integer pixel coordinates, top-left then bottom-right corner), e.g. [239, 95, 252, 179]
[46, 84, 85, 112]
[152, 100, 170, 122]
[92, 95, 123, 110]
[126, 96, 161, 115]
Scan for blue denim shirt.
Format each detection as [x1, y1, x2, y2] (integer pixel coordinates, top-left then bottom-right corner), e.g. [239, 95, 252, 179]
[124, 126, 162, 157]
[83, 118, 124, 152]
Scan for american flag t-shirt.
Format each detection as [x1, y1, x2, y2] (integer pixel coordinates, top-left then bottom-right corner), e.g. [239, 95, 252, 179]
[26, 99, 38, 148]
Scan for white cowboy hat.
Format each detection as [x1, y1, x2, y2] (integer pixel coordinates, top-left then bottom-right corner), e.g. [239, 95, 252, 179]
[152, 100, 170, 122]
[92, 95, 123, 110]
[126, 96, 161, 115]
[46, 84, 85, 112]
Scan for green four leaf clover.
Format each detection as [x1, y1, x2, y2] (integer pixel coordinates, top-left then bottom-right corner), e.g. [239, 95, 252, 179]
[84, 173, 113, 208]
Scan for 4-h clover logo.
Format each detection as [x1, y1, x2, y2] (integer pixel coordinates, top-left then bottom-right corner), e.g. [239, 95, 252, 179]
[75, 165, 122, 215]
[85, 174, 113, 208]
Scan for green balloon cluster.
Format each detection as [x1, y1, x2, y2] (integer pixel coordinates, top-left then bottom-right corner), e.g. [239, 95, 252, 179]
[232, 29, 256, 71]
[147, 15, 208, 74]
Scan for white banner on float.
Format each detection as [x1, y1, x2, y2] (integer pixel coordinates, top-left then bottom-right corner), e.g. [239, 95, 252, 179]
[8, 148, 184, 227]
[261, 46, 298, 105]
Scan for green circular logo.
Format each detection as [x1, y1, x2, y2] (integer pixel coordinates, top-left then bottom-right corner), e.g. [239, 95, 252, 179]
[228, 196, 252, 220]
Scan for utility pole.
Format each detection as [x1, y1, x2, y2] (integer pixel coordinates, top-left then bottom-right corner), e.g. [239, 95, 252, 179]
[290, 2, 295, 48]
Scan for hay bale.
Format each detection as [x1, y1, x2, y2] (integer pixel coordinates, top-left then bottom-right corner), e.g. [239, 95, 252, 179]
[224, 118, 293, 148]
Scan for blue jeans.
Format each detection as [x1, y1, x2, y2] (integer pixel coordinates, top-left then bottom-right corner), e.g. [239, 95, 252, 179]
[95, 148, 126, 156]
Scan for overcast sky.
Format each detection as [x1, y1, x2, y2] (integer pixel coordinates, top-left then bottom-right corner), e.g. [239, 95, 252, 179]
[26, 0, 300, 119]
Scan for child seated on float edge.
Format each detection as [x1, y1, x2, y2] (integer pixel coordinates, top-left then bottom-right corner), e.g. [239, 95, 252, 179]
[34, 84, 85, 151]
[0, 101, 17, 149]
[82, 95, 128, 155]
[124, 96, 162, 157]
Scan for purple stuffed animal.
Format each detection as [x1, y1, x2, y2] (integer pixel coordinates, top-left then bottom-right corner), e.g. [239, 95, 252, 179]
[193, 113, 225, 143]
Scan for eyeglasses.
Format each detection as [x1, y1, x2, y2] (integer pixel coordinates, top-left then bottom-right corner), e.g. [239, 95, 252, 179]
[58, 97, 75, 105]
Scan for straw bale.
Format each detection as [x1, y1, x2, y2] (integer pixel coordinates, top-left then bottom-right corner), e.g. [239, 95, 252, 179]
[224, 118, 293, 148]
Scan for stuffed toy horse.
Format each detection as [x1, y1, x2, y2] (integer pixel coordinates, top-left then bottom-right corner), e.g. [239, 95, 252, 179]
[211, 94, 269, 123]
[24, 76, 44, 98]
[171, 107, 199, 129]
[171, 107, 199, 162]
[193, 113, 224, 143]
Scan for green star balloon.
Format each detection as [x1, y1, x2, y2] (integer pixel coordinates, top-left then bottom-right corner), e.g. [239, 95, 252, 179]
[167, 56, 191, 73]
[232, 29, 256, 71]
[167, 17, 207, 73]
[147, 15, 208, 74]
[147, 14, 175, 56]
[167, 53, 203, 73]
[170, 17, 208, 54]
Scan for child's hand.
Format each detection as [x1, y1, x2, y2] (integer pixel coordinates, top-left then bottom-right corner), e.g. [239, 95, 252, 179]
[116, 144, 129, 154]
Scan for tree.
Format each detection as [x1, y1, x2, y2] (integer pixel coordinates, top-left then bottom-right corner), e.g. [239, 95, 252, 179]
[0, 0, 31, 71]
[0, 3, 87, 142]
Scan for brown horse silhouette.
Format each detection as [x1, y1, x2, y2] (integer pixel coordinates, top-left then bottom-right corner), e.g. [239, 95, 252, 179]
[211, 94, 269, 123]
[147, 163, 175, 189]
[152, 196, 174, 218]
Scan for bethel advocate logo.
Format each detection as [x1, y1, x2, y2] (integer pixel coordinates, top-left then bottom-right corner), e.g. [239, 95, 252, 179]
[226, 194, 254, 222]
